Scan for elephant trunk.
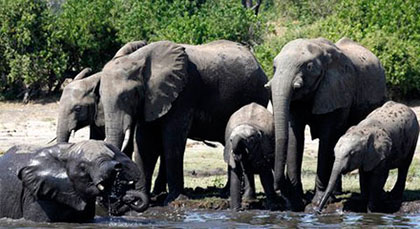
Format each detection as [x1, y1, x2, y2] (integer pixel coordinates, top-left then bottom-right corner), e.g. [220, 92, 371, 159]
[106, 127, 124, 150]
[317, 160, 342, 213]
[56, 119, 70, 143]
[271, 76, 293, 191]
[124, 190, 149, 213]
[230, 166, 243, 210]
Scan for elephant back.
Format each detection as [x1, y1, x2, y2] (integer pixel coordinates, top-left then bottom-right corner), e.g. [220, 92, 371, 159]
[336, 38, 387, 122]
[225, 103, 274, 141]
[185, 41, 269, 143]
[0, 145, 39, 219]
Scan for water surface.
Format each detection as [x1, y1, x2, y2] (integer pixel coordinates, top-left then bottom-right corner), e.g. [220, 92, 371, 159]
[1, 208, 420, 228]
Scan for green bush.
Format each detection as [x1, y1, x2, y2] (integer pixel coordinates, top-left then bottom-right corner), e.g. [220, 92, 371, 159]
[56, 0, 121, 73]
[0, 0, 67, 100]
[114, 0, 263, 45]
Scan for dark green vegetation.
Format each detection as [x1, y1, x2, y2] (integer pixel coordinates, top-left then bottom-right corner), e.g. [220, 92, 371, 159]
[0, 0, 419, 100]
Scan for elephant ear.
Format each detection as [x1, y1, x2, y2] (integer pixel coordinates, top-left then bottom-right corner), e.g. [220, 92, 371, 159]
[143, 41, 188, 122]
[224, 144, 236, 169]
[18, 147, 87, 211]
[312, 40, 356, 115]
[74, 68, 92, 81]
[363, 130, 392, 171]
[113, 41, 147, 60]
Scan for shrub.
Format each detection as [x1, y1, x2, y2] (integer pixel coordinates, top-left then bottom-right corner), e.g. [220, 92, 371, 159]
[56, 0, 121, 73]
[114, 0, 263, 45]
[0, 0, 67, 100]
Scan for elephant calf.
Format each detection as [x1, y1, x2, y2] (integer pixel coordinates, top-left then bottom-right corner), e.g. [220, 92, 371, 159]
[317, 101, 419, 213]
[224, 103, 281, 210]
[0, 140, 149, 222]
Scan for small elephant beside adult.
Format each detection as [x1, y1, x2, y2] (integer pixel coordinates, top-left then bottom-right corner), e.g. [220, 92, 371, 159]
[268, 37, 387, 210]
[99, 40, 269, 203]
[317, 101, 419, 213]
[0, 140, 149, 222]
[224, 103, 281, 211]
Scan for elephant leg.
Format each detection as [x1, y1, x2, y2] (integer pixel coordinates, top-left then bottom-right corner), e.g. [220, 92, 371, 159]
[230, 166, 243, 210]
[390, 164, 410, 202]
[367, 169, 388, 212]
[259, 168, 279, 210]
[135, 122, 161, 194]
[313, 109, 348, 204]
[161, 104, 194, 204]
[285, 107, 305, 210]
[152, 155, 167, 195]
[359, 170, 369, 212]
[243, 169, 256, 201]
[391, 145, 415, 201]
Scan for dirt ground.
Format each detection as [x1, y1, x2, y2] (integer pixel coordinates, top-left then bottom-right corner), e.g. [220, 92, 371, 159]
[1, 98, 420, 213]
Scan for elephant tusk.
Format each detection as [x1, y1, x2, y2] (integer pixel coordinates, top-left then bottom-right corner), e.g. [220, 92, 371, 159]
[47, 136, 57, 144]
[97, 184, 105, 191]
[71, 129, 76, 138]
[121, 129, 130, 152]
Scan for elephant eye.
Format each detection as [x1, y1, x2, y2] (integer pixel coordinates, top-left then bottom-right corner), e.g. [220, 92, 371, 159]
[307, 62, 313, 71]
[74, 105, 82, 112]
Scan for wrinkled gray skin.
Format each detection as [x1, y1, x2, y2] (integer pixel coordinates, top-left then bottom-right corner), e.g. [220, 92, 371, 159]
[99, 40, 269, 203]
[56, 68, 104, 143]
[56, 41, 167, 194]
[224, 103, 278, 211]
[269, 37, 387, 210]
[0, 140, 149, 222]
[317, 101, 419, 213]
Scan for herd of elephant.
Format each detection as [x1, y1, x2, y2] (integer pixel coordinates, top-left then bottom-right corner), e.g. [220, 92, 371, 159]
[0, 37, 419, 222]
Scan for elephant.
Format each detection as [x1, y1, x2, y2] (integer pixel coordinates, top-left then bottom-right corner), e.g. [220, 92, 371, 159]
[99, 40, 269, 203]
[56, 67, 104, 143]
[56, 40, 147, 146]
[56, 41, 168, 195]
[317, 101, 419, 213]
[224, 103, 280, 210]
[0, 140, 149, 222]
[268, 37, 387, 210]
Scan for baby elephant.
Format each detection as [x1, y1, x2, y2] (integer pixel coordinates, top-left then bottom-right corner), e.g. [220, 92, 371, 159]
[317, 101, 419, 213]
[224, 103, 279, 210]
[0, 140, 149, 222]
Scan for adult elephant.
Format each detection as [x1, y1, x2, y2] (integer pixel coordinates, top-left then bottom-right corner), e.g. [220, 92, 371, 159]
[56, 40, 147, 145]
[0, 140, 149, 222]
[99, 40, 269, 203]
[56, 40, 168, 195]
[268, 37, 387, 210]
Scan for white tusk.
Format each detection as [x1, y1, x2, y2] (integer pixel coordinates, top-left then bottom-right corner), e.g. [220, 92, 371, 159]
[97, 184, 105, 191]
[71, 129, 76, 138]
[121, 129, 130, 151]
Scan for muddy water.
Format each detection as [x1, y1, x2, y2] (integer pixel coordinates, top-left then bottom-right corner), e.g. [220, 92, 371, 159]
[1, 208, 420, 228]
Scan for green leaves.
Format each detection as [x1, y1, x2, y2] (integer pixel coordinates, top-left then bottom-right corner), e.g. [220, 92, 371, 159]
[0, 0, 264, 100]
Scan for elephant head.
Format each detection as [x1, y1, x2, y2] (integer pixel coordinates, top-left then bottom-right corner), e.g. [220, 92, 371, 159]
[316, 128, 392, 212]
[100, 41, 188, 149]
[18, 140, 149, 215]
[57, 41, 147, 144]
[270, 38, 356, 188]
[224, 125, 264, 169]
[56, 68, 104, 142]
